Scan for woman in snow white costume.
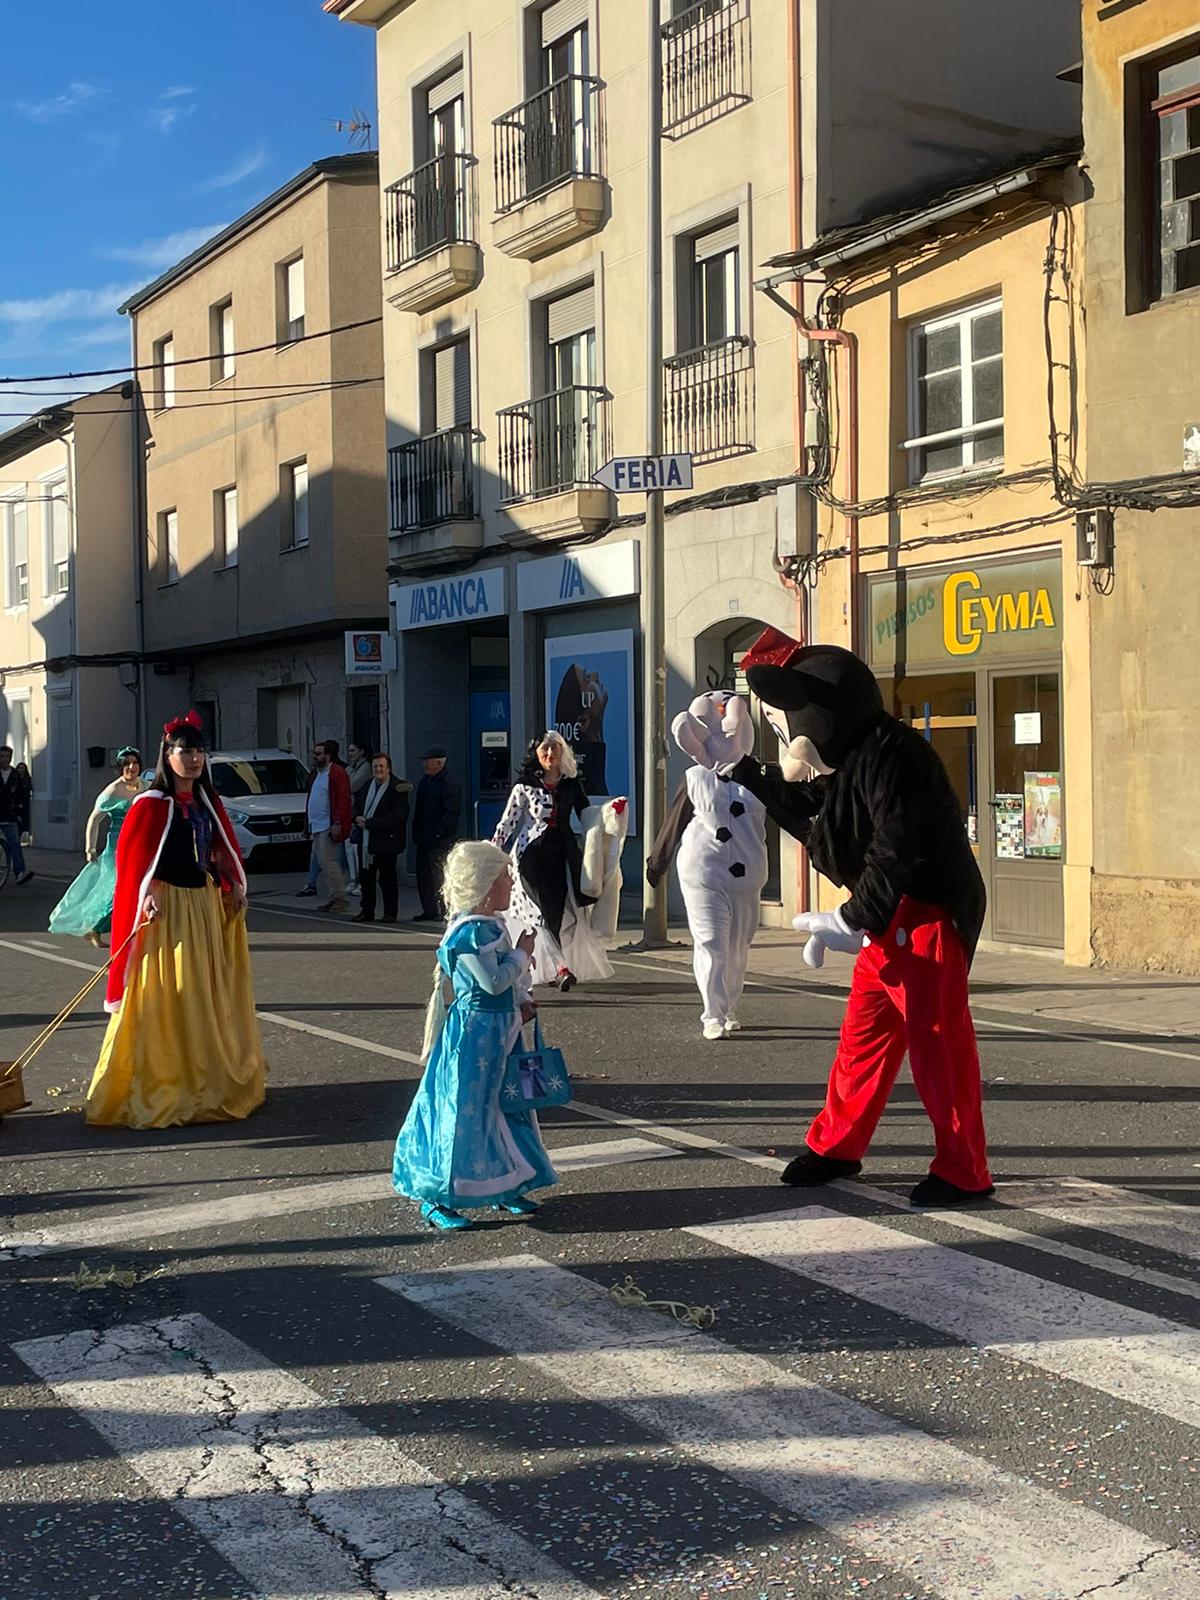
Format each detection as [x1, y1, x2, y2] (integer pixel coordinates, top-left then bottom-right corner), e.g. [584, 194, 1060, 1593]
[85, 713, 267, 1129]
[392, 840, 557, 1231]
[49, 747, 146, 947]
[492, 732, 614, 991]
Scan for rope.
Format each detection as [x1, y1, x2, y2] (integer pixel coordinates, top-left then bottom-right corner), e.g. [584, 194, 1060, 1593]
[608, 1274, 716, 1330]
[0, 918, 151, 1083]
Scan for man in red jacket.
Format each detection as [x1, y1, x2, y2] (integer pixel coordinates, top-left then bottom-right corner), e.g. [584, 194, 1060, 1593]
[306, 738, 352, 914]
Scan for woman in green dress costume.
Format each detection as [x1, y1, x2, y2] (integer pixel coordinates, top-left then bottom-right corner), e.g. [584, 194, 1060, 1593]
[49, 748, 146, 947]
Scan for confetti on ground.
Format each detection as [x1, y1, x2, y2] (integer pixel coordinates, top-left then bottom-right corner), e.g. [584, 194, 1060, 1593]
[69, 1262, 169, 1291]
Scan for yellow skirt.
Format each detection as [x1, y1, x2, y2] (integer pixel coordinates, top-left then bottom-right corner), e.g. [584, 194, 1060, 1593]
[87, 880, 267, 1129]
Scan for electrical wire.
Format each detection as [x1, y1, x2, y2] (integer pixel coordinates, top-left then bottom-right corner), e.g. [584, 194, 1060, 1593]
[0, 375, 383, 418]
[3, 376, 385, 399]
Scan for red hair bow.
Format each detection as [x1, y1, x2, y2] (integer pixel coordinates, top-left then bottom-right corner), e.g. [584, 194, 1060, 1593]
[163, 710, 204, 740]
[738, 626, 803, 674]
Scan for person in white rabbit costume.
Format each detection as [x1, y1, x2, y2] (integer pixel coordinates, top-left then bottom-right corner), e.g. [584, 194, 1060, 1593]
[647, 691, 767, 1040]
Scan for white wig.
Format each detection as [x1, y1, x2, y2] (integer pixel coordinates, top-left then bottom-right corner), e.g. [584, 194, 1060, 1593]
[539, 730, 578, 780]
[420, 839, 513, 1061]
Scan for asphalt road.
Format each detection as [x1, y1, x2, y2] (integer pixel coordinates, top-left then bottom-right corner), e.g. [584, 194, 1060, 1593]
[1, 868, 1198, 1600]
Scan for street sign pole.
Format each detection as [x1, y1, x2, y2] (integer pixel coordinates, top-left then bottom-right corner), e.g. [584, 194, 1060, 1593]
[642, 0, 668, 947]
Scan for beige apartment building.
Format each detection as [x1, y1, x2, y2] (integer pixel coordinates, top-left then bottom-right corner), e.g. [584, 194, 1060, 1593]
[0, 389, 138, 851]
[330, 0, 1080, 917]
[120, 154, 389, 762]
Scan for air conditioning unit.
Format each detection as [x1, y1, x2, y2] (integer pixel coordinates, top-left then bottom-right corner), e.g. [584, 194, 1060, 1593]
[1075, 508, 1113, 568]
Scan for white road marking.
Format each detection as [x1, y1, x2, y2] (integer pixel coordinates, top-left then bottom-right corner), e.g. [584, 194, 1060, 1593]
[0, 1137, 679, 1258]
[689, 1207, 1200, 1430]
[377, 1254, 1193, 1600]
[15, 1312, 593, 1600]
[0, 937, 103, 974]
[257, 1009, 424, 1066]
[998, 1176, 1200, 1264]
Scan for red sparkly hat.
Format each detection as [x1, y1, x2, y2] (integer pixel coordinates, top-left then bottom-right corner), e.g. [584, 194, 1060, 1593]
[738, 626, 803, 674]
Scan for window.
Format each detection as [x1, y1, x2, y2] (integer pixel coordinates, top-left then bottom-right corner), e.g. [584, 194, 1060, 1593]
[216, 486, 238, 568]
[212, 299, 235, 381]
[687, 218, 740, 349]
[545, 281, 596, 391]
[424, 63, 466, 160]
[154, 335, 176, 409]
[5, 695, 29, 767]
[281, 459, 309, 549]
[422, 337, 472, 433]
[279, 257, 305, 344]
[907, 300, 1003, 480]
[44, 478, 69, 594]
[4, 498, 29, 608]
[1152, 46, 1200, 298]
[158, 508, 179, 585]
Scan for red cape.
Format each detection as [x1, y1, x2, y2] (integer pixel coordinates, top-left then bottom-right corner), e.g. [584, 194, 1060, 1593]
[105, 788, 245, 1012]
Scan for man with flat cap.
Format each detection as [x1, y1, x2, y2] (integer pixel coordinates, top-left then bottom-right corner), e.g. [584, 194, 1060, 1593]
[411, 745, 461, 922]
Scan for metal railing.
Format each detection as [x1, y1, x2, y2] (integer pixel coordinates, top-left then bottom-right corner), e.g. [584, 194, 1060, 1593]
[385, 153, 476, 271]
[493, 76, 604, 214]
[388, 425, 478, 531]
[662, 0, 751, 134]
[664, 335, 754, 459]
[497, 386, 609, 504]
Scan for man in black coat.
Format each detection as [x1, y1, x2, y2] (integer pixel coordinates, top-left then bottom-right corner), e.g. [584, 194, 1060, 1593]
[410, 745, 461, 922]
[0, 745, 34, 884]
[728, 628, 992, 1208]
[352, 754, 412, 924]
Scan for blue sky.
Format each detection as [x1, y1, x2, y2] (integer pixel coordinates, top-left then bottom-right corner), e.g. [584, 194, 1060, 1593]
[0, 0, 375, 405]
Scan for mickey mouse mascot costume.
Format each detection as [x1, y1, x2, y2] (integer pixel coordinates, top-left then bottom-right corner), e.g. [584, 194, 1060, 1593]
[727, 627, 992, 1207]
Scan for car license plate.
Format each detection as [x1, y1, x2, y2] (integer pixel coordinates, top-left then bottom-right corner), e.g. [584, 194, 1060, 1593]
[270, 831, 306, 845]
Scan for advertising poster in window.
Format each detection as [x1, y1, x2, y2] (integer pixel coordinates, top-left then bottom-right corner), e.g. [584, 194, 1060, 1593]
[545, 629, 636, 833]
[993, 793, 1024, 860]
[1023, 771, 1062, 858]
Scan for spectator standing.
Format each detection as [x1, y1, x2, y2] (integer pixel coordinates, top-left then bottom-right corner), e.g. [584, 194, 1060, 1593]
[305, 739, 352, 914]
[353, 754, 412, 924]
[344, 741, 372, 894]
[411, 745, 461, 922]
[0, 745, 34, 884]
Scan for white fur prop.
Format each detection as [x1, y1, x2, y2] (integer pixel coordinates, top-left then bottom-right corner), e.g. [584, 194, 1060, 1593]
[672, 691, 756, 770]
[580, 797, 629, 939]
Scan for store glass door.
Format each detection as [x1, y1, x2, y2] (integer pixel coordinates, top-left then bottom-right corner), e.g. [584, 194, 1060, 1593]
[987, 669, 1063, 946]
[882, 672, 980, 860]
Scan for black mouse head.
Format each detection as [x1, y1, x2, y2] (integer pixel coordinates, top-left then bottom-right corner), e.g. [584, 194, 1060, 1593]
[741, 629, 883, 772]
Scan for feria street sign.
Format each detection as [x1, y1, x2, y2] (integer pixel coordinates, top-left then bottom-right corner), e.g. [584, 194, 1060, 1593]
[593, 454, 693, 493]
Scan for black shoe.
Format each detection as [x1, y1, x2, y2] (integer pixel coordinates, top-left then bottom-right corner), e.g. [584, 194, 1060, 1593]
[16, 870, 34, 886]
[555, 968, 576, 993]
[412, 913, 438, 923]
[297, 885, 318, 897]
[380, 915, 399, 924]
[780, 1147, 863, 1187]
[909, 1173, 995, 1208]
[352, 911, 374, 923]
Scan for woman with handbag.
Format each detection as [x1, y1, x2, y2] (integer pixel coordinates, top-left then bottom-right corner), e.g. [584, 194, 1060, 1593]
[392, 840, 559, 1231]
[352, 754, 411, 924]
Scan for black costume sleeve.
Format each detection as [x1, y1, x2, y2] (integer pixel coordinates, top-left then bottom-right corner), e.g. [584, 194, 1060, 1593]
[645, 779, 694, 888]
[839, 736, 928, 936]
[728, 755, 827, 845]
[571, 777, 590, 820]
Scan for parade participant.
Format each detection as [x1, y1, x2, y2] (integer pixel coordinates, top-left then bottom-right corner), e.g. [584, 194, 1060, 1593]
[392, 840, 557, 1231]
[492, 732, 614, 991]
[728, 627, 992, 1207]
[49, 748, 146, 947]
[85, 712, 266, 1129]
[647, 692, 767, 1040]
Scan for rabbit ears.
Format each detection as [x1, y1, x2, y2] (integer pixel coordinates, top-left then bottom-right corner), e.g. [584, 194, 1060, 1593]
[672, 692, 755, 767]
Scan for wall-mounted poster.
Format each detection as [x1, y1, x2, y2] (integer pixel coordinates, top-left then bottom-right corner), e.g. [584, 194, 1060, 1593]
[545, 629, 636, 833]
[1023, 771, 1062, 858]
[993, 793, 1024, 860]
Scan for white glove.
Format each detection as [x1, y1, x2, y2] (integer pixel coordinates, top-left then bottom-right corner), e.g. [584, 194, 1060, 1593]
[792, 907, 865, 969]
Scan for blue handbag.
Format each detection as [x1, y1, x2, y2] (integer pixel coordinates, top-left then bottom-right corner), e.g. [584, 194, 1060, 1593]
[502, 1017, 572, 1112]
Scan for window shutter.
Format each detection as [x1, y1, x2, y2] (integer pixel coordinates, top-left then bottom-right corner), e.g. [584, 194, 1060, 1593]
[51, 489, 69, 566]
[223, 488, 239, 566]
[221, 302, 235, 374]
[434, 340, 471, 431]
[286, 258, 305, 322]
[694, 219, 740, 262]
[427, 65, 464, 113]
[546, 282, 595, 345]
[541, 0, 589, 47]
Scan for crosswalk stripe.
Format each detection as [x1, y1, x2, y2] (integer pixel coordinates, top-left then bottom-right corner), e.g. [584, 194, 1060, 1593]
[0, 1136, 679, 1259]
[688, 1207, 1200, 1430]
[375, 1254, 1192, 1600]
[997, 1177, 1200, 1265]
[14, 1311, 595, 1600]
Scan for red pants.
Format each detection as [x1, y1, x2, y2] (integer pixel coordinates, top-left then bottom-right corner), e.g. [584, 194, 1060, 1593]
[807, 896, 992, 1191]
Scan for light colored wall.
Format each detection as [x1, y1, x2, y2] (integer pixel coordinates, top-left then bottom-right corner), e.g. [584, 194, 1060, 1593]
[807, 0, 1082, 239]
[1082, 1, 1200, 972]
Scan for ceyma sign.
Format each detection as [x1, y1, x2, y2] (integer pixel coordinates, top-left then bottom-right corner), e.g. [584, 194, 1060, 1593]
[866, 554, 1062, 671]
[391, 567, 506, 632]
[517, 540, 640, 612]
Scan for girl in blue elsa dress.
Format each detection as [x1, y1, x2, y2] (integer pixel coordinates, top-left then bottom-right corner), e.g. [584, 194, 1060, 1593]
[49, 747, 146, 947]
[393, 839, 558, 1231]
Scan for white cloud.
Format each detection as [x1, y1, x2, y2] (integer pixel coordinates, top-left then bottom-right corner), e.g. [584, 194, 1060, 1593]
[0, 283, 140, 326]
[160, 85, 196, 100]
[148, 100, 198, 134]
[14, 81, 104, 122]
[198, 144, 268, 192]
[98, 224, 227, 270]
[69, 323, 135, 350]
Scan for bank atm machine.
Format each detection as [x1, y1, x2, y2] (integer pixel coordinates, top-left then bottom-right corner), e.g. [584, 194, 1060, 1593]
[469, 689, 511, 839]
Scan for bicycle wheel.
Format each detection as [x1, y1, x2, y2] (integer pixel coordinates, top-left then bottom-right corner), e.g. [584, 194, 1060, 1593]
[0, 837, 9, 890]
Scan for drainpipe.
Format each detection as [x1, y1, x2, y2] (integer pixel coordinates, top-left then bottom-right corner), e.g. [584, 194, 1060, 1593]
[796, 324, 859, 655]
[126, 322, 147, 753]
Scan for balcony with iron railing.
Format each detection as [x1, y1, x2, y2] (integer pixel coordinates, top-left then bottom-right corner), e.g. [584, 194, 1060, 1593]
[662, 0, 751, 137]
[496, 385, 613, 542]
[384, 152, 481, 314]
[492, 77, 609, 260]
[664, 335, 754, 461]
[387, 424, 483, 571]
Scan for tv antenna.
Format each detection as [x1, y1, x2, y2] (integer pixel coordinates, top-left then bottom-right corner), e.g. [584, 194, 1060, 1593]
[328, 108, 373, 151]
